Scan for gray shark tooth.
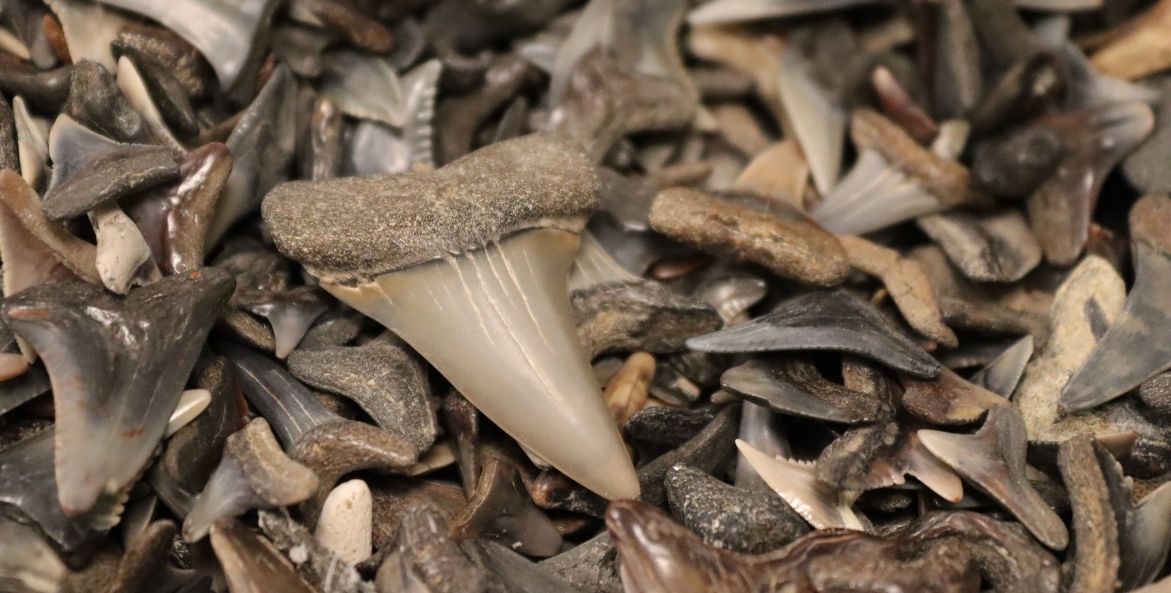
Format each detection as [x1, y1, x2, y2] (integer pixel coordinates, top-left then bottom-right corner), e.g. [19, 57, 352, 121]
[687, 0, 876, 25]
[45, 0, 129, 70]
[0, 364, 49, 417]
[183, 418, 319, 542]
[63, 59, 145, 143]
[917, 209, 1042, 283]
[1025, 103, 1153, 266]
[442, 391, 482, 497]
[735, 439, 866, 530]
[723, 358, 883, 424]
[687, 289, 942, 379]
[734, 402, 789, 491]
[777, 30, 844, 195]
[43, 114, 178, 221]
[568, 230, 639, 291]
[287, 337, 438, 453]
[1124, 78, 1171, 197]
[320, 49, 409, 127]
[377, 503, 489, 593]
[2, 268, 233, 515]
[205, 65, 296, 250]
[114, 56, 185, 154]
[343, 59, 442, 176]
[263, 134, 638, 502]
[450, 450, 564, 557]
[257, 509, 375, 593]
[127, 55, 200, 141]
[210, 517, 319, 593]
[240, 286, 328, 359]
[695, 274, 767, 324]
[970, 336, 1034, 398]
[1060, 196, 1171, 413]
[540, 532, 622, 593]
[436, 55, 532, 164]
[12, 95, 50, 190]
[98, 0, 278, 99]
[901, 368, 1008, 426]
[918, 406, 1069, 550]
[1121, 480, 1171, 589]
[1057, 436, 1120, 593]
[88, 203, 161, 294]
[0, 515, 66, 593]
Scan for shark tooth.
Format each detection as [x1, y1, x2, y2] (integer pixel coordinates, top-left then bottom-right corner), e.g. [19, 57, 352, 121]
[43, 114, 178, 220]
[2, 268, 233, 515]
[88, 203, 162, 294]
[436, 55, 533, 164]
[114, 56, 184, 154]
[969, 51, 1065, 135]
[240, 286, 328, 359]
[1089, 0, 1171, 81]
[687, 0, 875, 25]
[210, 517, 318, 593]
[1120, 479, 1171, 589]
[814, 422, 908, 492]
[688, 289, 942, 378]
[970, 336, 1034, 397]
[158, 143, 232, 274]
[918, 406, 1069, 550]
[110, 23, 216, 101]
[62, 59, 145, 143]
[376, 502, 488, 593]
[0, 58, 70, 121]
[462, 539, 584, 593]
[107, 520, 183, 593]
[735, 439, 866, 530]
[314, 479, 373, 565]
[734, 402, 789, 491]
[45, 0, 129, 70]
[320, 49, 411, 127]
[917, 209, 1042, 283]
[0, 515, 66, 593]
[1123, 76, 1171, 195]
[290, 0, 392, 52]
[1057, 436, 1120, 593]
[166, 389, 212, 437]
[1034, 17, 1158, 110]
[694, 273, 767, 324]
[182, 418, 318, 542]
[1060, 196, 1171, 413]
[12, 95, 50, 190]
[901, 368, 1007, 425]
[344, 60, 441, 176]
[896, 431, 965, 503]
[649, 188, 849, 286]
[933, 0, 983, 119]
[1025, 103, 1153, 265]
[722, 358, 883, 424]
[263, 134, 637, 502]
[301, 97, 342, 181]
[126, 54, 199, 140]
[450, 448, 564, 557]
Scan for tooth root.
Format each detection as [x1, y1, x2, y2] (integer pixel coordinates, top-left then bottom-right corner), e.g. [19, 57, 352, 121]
[735, 439, 865, 531]
[324, 228, 639, 501]
[210, 517, 319, 593]
[451, 453, 564, 557]
[89, 204, 162, 294]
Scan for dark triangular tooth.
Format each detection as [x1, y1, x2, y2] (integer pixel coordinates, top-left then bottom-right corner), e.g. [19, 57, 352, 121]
[901, 368, 1007, 426]
[12, 95, 49, 189]
[970, 336, 1034, 398]
[0, 60, 71, 117]
[687, 0, 877, 25]
[450, 451, 564, 557]
[377, 503, 489, 593]
[241, 286, 328, 359]
[210, 517, 319, 593]
[918, 406, 1069, 550]
[63, 59, 145, 142]
[687, 289, 942, 378]
[917, 209, 1042, 283]
[257, 509, 372, 593]
[0, 364, 49, 417]
[2, 269, 233, 515]
[114, 56, 185, 153]
[0, 515, 66, 593]
[736, 439, 866, 530]
[43, 114, 178, 220]
[88, 203, 161, 294]
[108, 520, 177, 593]
[1123, 482, 1171, 589]
[1057, 436, 1120, 593]
[125, 55, 199, 140]
[1061, 196, 1171, 413]
[222, 341, 338, 447]
[722, 358, 883, 424]
[183, 418, 319, 542]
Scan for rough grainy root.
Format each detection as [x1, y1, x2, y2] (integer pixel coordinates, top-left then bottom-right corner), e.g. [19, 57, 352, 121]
[1058, 435, 1121, 593]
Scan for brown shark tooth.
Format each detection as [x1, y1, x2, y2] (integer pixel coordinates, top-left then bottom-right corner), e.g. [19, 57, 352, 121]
[442, 391, 481, 497]
[239, 286, 328, 359]
[969, 51, 1065, 135]
[1026, 103, 1154, 265]
[182, 418, 318, 542]
[1060, 196, 1171, 413]
[872, 65, 938, 144]
[256, 509, 373, 593]
[376, 502, 488, 593]
[917, 209, 1042, 283]
[969, 336, 1034, 398]
[62, 59, 145, 143]
[210, 517, 318, 593]
[1057, 436, 1120, 593]
[689, 289, 942, 378]
[838, 234, 958, 347]
[901, 368, 1008, 425]
[3, 269, 233, 515]
[88, 203, 162, 294]
[649, 188, 849, 287]
[602, 352, 654, 427]
[263, 134, 637, 502]
[1089, 0, 1171, 81]
[0, 56, 71, 116]
[288, 0, 392, 52]
[450, 447, 563, 557]
[918, 406, 1069, 550]
[814, 422, 907, 492]
[159, 143, 232, 274]
[287, 336, 438, 453]
[0, 515, 67, 593]
[723, 358, 883, 424]
[110, 23, 215, 102]
[368, 477, 466, 553]
[736, 439, 866, 530]
[731, 140, 810, 210]
[43, 114, 179, 221]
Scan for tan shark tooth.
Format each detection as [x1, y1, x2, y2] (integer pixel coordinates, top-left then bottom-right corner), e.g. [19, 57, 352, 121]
[1090, 0, 1171, 81]
[45, 0, 129, 70]
[115, 56, 185, 154]
[918, 406, 1069, 550]
[88, 203, 162, 294]
[732, 140, 810, 210]
[603, 352, 654, 427]
[901, 368, 1008, 426]
[12, 95, 49, 190]
[777, 32, 844, 195]
[210, 517, 318, 593]
[263, 134, 638, 502]
[735, 439, 866, 530]
[1060, 196, 1171, 413]
[970, 336, 1034, 398]
[897, 431, 965, 503]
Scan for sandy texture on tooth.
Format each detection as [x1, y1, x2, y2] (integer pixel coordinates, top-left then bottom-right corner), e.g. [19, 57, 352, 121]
[315, 479, 372, 565]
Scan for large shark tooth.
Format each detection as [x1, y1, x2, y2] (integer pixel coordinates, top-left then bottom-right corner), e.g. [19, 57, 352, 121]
[734, 439, 865, 530]
[62, 59, 145, 143]
[918, 406, 1069, 550]
[114, 56, 184, 154]
[722, 358, 883, 424]
[2, 268, 233, 515]
[687, 289, 942, 378]
[183, 418, 318, 542]
[0, 515, 66, 593]
[210, 517, 318, 593]
[970, 336, 1034, 398]
[88, 203, 161, 294]
[263, 134, 638, 502]
[43, 114, 178, 220]
[1025, 103, 1153, 265]
[1060, 196, 1171, 413]
[12, 96, 50, 190]
[1057, 436, 1120, 593]
[45, 0, 129, 70]
[917, 209, 1042, 283]
[687, 0, 876, 25]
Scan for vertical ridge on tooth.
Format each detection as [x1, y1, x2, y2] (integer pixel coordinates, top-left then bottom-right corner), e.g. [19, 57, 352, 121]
[735, 439, 866, 531]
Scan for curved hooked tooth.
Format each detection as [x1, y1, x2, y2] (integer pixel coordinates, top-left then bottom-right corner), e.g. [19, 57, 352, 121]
[241, 286, 328, 359]
[735, 439, 866, 531]
[89, 203, 161, 294]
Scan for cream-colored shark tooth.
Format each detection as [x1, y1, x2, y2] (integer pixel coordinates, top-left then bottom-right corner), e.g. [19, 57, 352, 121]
[88, 203, 162, 295]
[777, 37, 844, 195]
[115, 56, 185, 154]
[735, 439, 866, 531]
[263, 134, 639, 502]
[45, 0, 129, 70]
[12, 95, 48, 190]
[315, 479, 373, 565]
[165, 389, 212, 438]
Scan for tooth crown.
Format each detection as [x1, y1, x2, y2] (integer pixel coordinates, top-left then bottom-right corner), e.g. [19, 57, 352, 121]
[263, 133, 599, 284]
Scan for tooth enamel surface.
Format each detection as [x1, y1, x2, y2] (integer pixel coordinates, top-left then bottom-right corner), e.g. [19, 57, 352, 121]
[315, 479, 372, 565]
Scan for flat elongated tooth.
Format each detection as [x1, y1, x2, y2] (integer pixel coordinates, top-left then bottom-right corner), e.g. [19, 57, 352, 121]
[264, 134, 637, 502]
[970, 336, 1034, 398]
[45, 0, 128, 70]
[451, 451, 564, 557]
[918, 406, 1069, 550]
[901, 368, 1007, 425]
[115, 56, 184, 153]
[918, 209, 1042, 283]
[64, 59, 145, 143]
[13, 96, 49, 190]
[88, 203, 161, 294]
[166, 389, 211, 437]
[734, 439, 865, 530]
[44, 114, 178, 220]
[0, 515, 66, 593]
[723, 359, 883, 424]
[1057, 436, 1120, 593]
[688, 0, 875, 25]
[777, 38, 843, 195]
[3, 269, 233, 515]
[1061, 196, 1171, 413]
[688, 289, 941, 378]
[210, 517, 318, 593]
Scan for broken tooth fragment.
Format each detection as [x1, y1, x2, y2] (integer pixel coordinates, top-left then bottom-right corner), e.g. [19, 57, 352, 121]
[262, 134, 638, 501]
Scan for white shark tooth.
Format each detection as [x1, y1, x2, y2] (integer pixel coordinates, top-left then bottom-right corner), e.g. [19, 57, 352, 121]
[45, 0, 129, 70]
[89, 203, 162, 294]
[165, 389, 212, 438]
[263, 134, 639, 502]
[315, 479, 373, 565]
[12, 95, 48, 190]
[777, 36, 844, 195]
[688, 0, 875, 26]
[735, 439, 865, 531]
[115, 56, 185, 154]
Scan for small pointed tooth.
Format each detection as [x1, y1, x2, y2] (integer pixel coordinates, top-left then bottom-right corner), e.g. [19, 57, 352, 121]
[115, 56, 185, 153]
[13, 96, 49, 189]
[735, 439, 865, 531]
[45, 0, 129, 70]
[89, 203, 162, 294]
[165, 389, 212, 438]
[314, 480, 373, 565]
[64, 59, 145, 143]
[210, 517, 319, 593]
[777, 41, 844, 195]
[324, 229, 638, 501]
[321, 49, 407, 127]
[246, 293, 328, 360]
[223, 341, 338, 447]
[451, 452, 564, 557]
[970, 336, 1034, 398]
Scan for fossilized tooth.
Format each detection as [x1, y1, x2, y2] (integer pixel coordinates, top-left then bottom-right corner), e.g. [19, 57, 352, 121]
[1089, 0, 1171, 81]
[0, 364, 49, 417]
[870, 66, 937, 145]
[2, 269, 232, 515]
[722, 358, 883, 424]
[287, 337, 438, 453]
[694, 274, 767, 324]
[1033, 21, 1157, 111]
[12, 95, 49, 190]
[969, 51, 1065, 135]
[712, 103, 772, 156]
[918, 406, 1069, 550]
[901, 368, 1008, 426]
[776, 36, 843, 195]
[451, 449, 564, 557]
[811, 109, 986, 235]
[665, 464, 808, 553]
[734, 402, 788, 491]
[814, 422, 910, 493]
[1057, 436, 1120, 593]
[688, 289, 942, 378]
[125, 55, 200, 141]
[649, 188, 849, 286]
[1113, 473, 1171, 589]
[735, 440, 865, 530]
[167, 389, 212, 437]
[182, 418, 318, 542]
[45, 0, 129, 70]
[462, 539, 584, 593]
[114, 56, 185, 154]
[933, 0, 983, 119]
[838, 235, 957, 347]
[603, 352, 653, 427]
[375, 502, 488, 593]
[0, 94, 16, 175]
[624, 405, 721, 450]
[270, 24, 332, 79]
[63, 59, 144, 143]
[442, 392, 481, 496]
[43, 114, 178, 221]
[211, 517, 318, 593]
[917, 210, 1041, 284]
[0, 0, 55, 68]
[110, 23, 215, 102]
[257, 511, 373, 593]
[320, 50, 412, 128]
[287, 0, 391, 52]
[436, 54, 535, 164]
[344, 60, 441, 175]
[1060, 196, 1171, 413]
[1026, 104, 1153, 265]
[88, 203, 162, 294]
[0, 515, 66, 593]
[686, 0, 875, 25]
[263, 134, 637, 502]
[367, 478, 466, 553]
[205, 64, 296, 250]
[301, 97, 342, 182]
[153, 143, 232, 274]
[969, 336, 1034, 398]
[731, 140, 810, 210]
[1125, 80, 1171, 196]
[239, 286, 328, 359]
[299, 309, 365, 350]
[493, 96, 531, 144]
[314, 479, 373, 566]
[106, 520, 184, 593]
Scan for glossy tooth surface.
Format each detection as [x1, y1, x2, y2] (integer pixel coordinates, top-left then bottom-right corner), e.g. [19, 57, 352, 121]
[242, 287, 327, 359]
[735, 439, 865, 530]
[315, 479, 373, 565]
[346, 59, 440, 175]
[12, 95, 49, 189]
[210, 517, 318, 593]
[165, 388, 212, 437]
